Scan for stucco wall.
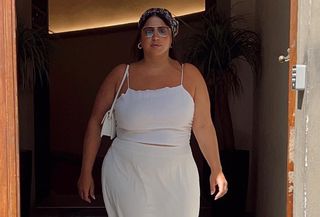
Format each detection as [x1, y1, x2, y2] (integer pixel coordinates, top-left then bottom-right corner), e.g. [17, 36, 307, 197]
[294, 0, 320, 216]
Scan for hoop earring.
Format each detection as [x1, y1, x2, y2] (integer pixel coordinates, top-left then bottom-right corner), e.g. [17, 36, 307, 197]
[137, 42, 142, 49]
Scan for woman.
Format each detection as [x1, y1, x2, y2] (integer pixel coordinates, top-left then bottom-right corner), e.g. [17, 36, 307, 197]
[78, 8, 228, 217]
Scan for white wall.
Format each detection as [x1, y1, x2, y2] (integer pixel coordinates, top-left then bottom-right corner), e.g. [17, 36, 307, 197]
[294, 0, 320, 216]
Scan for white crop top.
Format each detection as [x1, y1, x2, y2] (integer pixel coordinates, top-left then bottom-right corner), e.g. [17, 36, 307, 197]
[114, 64, 194, 146]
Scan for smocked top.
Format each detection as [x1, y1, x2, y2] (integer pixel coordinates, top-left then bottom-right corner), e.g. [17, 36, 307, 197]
[114, 64, 194, 146]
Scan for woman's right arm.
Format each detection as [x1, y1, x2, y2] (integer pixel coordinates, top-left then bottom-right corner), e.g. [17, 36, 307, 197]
[77, 64, 127, 203]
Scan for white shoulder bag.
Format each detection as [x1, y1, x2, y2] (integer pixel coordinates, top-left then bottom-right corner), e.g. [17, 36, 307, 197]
[100, 65, 129, 139]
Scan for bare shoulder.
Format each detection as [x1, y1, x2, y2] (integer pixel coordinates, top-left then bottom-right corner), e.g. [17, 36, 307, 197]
[106, 64, 127, 81]
[93, 64, 128, 113]
[184, 63, 204, 80]
[183, 63, 206, 87]
[100, 64, 127, 88]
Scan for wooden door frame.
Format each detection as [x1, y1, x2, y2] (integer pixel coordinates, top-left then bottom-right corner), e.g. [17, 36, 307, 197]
[287, 0, 298, 216]
[0, 0, 20, 217]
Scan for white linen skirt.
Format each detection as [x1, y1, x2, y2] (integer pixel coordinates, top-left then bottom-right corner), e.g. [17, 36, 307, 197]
[101, 137, 200, 217]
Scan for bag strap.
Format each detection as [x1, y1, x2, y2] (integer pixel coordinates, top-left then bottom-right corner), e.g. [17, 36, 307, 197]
[109, 64, 129, 112]
[101, 65, 129, 124]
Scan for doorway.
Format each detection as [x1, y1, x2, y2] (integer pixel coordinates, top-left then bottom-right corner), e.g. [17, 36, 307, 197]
[0, 0, 297, 217]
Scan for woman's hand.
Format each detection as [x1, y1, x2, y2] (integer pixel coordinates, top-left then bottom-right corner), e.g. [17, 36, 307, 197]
[210, 171, 228, 200]
[77, 173, 96, 203]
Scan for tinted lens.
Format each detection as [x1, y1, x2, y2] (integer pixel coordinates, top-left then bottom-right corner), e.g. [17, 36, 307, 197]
[157, 27, 170, 37]
[142, 27, 170, 38]
[143, 27, 154, 37]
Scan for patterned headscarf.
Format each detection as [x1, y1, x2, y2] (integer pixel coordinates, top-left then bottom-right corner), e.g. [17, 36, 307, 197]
[138, 8, 179, 37]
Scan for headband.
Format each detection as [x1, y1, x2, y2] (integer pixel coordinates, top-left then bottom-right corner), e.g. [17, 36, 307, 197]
[138, 8, 179, 37]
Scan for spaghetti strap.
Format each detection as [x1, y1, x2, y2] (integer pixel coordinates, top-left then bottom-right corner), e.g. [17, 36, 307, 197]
[180, 64, 184, 85]
[126, 64, 130, 88]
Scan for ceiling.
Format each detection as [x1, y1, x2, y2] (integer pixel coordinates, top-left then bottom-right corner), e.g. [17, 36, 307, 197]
[49, 0, 205, 33]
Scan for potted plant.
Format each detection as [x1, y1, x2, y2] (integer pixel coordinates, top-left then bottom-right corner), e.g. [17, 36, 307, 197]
[17, 23, 49, 89]
[183, 5, 261, 217]
[17, 23, 49, 217]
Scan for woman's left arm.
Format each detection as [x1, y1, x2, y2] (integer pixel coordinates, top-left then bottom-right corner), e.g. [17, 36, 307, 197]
[187, 64, 228, 200]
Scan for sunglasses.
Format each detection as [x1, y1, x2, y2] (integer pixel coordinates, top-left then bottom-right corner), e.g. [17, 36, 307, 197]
[142, 26, 171, 38]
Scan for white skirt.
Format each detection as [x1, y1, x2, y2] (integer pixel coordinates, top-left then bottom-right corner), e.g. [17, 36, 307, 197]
[101, 137, 200, 217]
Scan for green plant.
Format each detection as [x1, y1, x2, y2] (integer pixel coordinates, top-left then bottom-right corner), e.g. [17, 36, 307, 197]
[17, 24, 49, 89]
[185, 6, 261, 151]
